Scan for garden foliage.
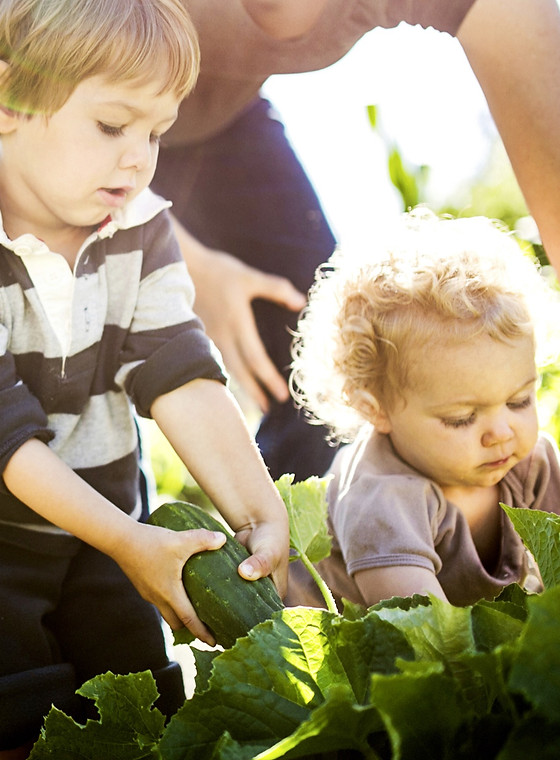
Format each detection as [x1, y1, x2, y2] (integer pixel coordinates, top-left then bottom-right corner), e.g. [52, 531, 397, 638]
[29, 477, 560, 759]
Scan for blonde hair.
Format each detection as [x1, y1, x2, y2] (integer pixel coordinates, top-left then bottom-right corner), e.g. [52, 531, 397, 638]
[0, 0, 199, 114]
[291, 209, 560, 442]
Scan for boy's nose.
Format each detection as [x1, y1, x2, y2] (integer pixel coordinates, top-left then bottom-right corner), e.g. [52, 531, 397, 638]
[120, 140, 153, 171]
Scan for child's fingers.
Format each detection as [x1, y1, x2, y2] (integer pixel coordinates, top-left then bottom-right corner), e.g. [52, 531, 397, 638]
[126, 524, 226, 645]
[235, 523, 289, 595]
[177, 527, 227, 555]
[167, 528, 226, 643]
[238, 548, 288, 596]
[160, 592, 217, 646]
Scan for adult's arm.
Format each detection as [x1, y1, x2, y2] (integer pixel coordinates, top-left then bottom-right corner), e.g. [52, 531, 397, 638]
[458, 0, 560, 274]
[239, 0, 328, 39]
[171, 216, 306, 411]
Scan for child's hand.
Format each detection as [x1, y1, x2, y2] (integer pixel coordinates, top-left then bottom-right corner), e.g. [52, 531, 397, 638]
[113, 521, 227, 645]
[234, 516, 289, 597]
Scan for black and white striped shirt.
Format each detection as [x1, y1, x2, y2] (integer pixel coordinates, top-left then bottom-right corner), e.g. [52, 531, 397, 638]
[0, 189, 226, 548]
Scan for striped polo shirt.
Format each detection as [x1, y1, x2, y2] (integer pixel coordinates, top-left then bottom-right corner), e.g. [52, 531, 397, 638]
[0, 188, 226, 550]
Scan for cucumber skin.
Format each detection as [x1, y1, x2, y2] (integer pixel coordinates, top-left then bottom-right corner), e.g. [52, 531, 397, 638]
[148, 501, 284, 648]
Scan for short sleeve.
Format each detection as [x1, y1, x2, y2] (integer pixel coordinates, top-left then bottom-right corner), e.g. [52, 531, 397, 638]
[330, 469, 445, 577]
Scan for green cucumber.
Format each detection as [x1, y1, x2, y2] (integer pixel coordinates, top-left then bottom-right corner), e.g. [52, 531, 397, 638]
[148, 500, 284, 648]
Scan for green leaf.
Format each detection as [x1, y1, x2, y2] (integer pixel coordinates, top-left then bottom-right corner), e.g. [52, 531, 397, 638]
[275, 473, 332, 564]
[254, 685, 382, 759]
[191, 647, 220, 694]
[387, 148, 419, 210]
[374, 595, 474, 664]
[276, 474, 338, 613]
[370, 593, 431, 614]
[508, 584, 560, 722]
[161, 609, 336, 759]
[341, 597, 368, 620]
[457, 644, 519, 720]
[29, 671, 164, 760]
[369, 666, 465, 760]
[332, 612, 414, 704]
[374, 596, 488, 713]
[494, 582, 530, 613]
[471, 599, 525, 652]
[172, 626, 195, 646]
[162, 606, 411, 759]
[501, 505, 560, 589]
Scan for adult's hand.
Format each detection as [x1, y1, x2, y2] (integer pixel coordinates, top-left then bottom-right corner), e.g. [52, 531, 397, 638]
[458, 0, 560, 275]
[172, 216, 307, 412]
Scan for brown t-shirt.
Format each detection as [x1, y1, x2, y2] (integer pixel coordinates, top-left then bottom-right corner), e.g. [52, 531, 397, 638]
[287, 430, 560, 608]
[168, 0, 478, 144]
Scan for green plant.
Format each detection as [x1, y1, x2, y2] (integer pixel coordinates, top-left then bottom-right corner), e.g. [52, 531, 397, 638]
[29, 478, 560, 759]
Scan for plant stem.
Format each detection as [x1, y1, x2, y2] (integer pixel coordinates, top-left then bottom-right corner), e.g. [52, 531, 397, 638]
[297, 551, 338, 615]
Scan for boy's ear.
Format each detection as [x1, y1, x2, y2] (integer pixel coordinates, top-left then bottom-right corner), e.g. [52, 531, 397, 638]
[0, 60, 18, 135]
[0, 105, 20, 135]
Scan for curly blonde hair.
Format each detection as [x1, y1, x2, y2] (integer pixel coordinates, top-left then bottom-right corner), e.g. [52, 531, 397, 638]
[0, 0, 199, 115]
[290, 209, 560, 442]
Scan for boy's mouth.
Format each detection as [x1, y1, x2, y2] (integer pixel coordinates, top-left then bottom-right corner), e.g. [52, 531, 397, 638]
[98, 186, 133, 207]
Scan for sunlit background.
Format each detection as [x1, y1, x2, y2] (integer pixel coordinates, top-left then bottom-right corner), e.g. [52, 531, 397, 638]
[263, 22, 510, 252]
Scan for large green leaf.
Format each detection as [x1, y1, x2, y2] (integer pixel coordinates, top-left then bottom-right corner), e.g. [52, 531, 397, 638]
[29, 671, 164, 760]
[254, 685, 382, 759]
[369, 665, 465, 760]
[161, 608, 334, 759]
[161, 605, 412, 759]
[331, 612, 414, 704]
[471, 599, 526, 652]
[374, 596, 503, 715]
[501, 505, 560, 589]
[508, 585, 560, 723]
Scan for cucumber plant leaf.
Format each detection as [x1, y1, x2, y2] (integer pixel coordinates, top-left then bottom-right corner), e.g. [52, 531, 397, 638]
[275, 473, 338, 612]
[29, 671, 164, 759]
[501, 505, 560, 589]
[29, 480, 560, 759]
[161, 605, 412, 760]
[275, 473, 332, 564]
[508, 584, 560, 723]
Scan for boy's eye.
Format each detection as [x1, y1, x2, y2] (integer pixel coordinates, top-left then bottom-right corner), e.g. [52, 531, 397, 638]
[97, 122, 161, 144]
[97, 122, 124, 137]
[441, 412, 476, 428]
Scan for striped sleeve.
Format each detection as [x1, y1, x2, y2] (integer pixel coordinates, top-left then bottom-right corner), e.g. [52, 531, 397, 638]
[0, 312, 54, 480]
[113, 208, 227, 416]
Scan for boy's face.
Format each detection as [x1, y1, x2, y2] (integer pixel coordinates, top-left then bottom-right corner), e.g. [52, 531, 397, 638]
[0, 75, 179, 244]
[379, 333, 539, 492]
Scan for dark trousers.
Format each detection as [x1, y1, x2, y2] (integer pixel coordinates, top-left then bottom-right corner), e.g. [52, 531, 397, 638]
[0, 537, 184, 749]
[152, 95, 338, 480]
